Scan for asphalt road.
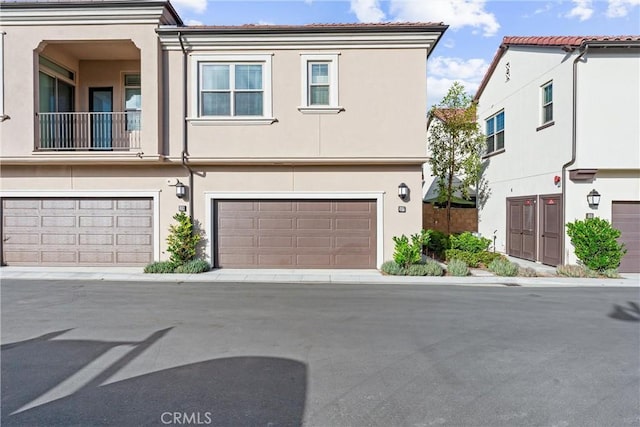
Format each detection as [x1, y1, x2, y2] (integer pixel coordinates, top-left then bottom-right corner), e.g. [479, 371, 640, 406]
[1, 279, 639, 427]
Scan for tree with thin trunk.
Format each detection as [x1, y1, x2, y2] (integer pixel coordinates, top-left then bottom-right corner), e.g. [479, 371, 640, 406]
[427, 82, 485, 236]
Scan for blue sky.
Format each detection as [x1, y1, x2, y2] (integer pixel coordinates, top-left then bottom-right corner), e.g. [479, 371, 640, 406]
[171, 0, 640, 108]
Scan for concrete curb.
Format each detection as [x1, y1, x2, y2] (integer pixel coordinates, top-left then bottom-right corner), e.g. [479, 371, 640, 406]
[1, 267, 638, 287]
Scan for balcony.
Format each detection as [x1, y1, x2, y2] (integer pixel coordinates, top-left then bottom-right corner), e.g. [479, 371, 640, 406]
[36, 112, 140, 151]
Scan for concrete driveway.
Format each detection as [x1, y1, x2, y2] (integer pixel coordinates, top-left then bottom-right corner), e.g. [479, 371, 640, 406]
[2, 279, 639, 426]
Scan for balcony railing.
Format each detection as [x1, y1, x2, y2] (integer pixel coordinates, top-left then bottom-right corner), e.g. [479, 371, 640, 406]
[37, 112, 141, 151]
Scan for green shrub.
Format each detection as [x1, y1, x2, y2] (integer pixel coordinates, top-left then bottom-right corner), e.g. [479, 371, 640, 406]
[405, 261, 443, 276]
[392, 234, 422, 268]
[556, 264, 599, 278]
[566, 217, 626, 272]
[447, 259, 469, 276]
[445, 249, 479, 267]
[144, 261, 177, 274]
[475, 251, 505, 267]
[412, 229, 432, 254]
[449, 232, 491, 253]
[518, 267, 537, 277]
[601, 268, 621, 279]
[381, 260, 406, 275]
[426, 230, 450, 258]
[166, 212, 202, 266]
[488, 258, 519, 276]
[174, 259, 211, 274]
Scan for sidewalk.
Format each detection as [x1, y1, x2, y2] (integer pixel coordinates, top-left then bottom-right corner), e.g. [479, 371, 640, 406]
[1, 265, 638, 287]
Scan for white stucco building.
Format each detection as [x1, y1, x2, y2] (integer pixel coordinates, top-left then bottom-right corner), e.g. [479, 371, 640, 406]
[475, 36, 640, 272]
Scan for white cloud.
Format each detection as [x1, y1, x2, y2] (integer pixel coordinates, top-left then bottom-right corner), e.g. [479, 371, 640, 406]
[172, 0, 207, 14]
[389, 0, 500, 37]
[565, 0, 594, 21]
[427, 56, 489, 107]
[606, 0, 640, 17]
[350, 0, 386, 22]
[534, 3, 553, 15]
[443, 38, 456, 49]
[185, 19, 203, 26]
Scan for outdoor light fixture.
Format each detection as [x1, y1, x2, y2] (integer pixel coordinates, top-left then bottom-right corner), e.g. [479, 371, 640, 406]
[398, 183, 409, 201]
[586, 189, 600, 208]
[175, 180, 187, 199]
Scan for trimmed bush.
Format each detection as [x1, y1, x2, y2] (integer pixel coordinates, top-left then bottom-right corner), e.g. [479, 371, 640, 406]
[174, 259, 211, 274]
[166, 212, 202, 266]
[601, 269, 621, 279]
[144, 261, 177, 274]
[566, 217, 626, 272]
[449, 232, 491, 253]
[488, 258, 519, 277]
[445, 249, 479, 267]
[447, 258, 469, 277]
[381, 260, 406, 276]
[556, 264, 599, 278]
[475, 251, 506, 267]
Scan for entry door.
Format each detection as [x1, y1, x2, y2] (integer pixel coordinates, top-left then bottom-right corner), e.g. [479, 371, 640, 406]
[90, 88, 113, 150]
[539, 194, 562, 266]
[507, 197, 537, 261]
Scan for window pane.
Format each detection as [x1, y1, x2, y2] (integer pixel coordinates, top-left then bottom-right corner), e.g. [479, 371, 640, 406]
[311, 63, 329, 84]
[56, 80, 74, 113]
[202, 65, 229, 90]
[39, 56, 74, 81]
[127, 111, 141, 131]
[544, 84, 552, 104]
[544, 104, 553, 123]
[486, 136, 494, 153]
[125, 88, 141, 110]
[202, 92, 230, 116]
[125, 74, 141, 87]
[39, 72, 56, 113]
[496, 131, 504, 150]
[486, 117, 494, 135]
[235, 65, 262, 90]
[234, 92, 263, 116]
[310, 85, 329, 105]
[496, 112, 505, 131]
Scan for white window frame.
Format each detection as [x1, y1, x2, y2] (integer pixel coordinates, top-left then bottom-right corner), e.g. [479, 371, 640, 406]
[0, 31, 6, 121]
[188, 54, 274, 125]
[123, 72, 141, 131]
[484, 110, 505, 156]
[299, 53, 342, 114]
[541, 80, 553, 125]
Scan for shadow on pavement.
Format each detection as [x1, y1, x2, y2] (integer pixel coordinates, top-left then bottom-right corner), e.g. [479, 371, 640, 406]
[608, 301, 640, 322]
[1, 329, 307, 426]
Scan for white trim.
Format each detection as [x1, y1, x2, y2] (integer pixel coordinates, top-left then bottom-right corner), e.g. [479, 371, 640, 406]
[204, 191, 385, 268]
[297, 107, 344, 114]
[0, 31, 5, 120]
[300, 53, 340, 110]
[0, 5, 178, 26]
[0, 190, 161, 262]
[186, 117, 276, 126]
[190, 53, 273, 120]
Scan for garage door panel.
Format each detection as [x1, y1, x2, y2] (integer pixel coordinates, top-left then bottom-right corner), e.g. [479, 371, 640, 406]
[2, 197, 153, 266]
[219, 218, 254, 229]
[613, 201, 640, 273]
[215, 199, 376, 268]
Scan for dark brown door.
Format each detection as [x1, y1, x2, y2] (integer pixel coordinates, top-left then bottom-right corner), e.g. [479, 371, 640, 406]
[507, 196, 537, 262]
[215, 199, 377, 269]
[612, 201, 640, 273]
[539, 194, 562, 266]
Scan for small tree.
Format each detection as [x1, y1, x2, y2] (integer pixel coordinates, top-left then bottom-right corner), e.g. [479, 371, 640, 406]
[566, 217, 626, 272]
[427, 82, 485, 235]
[166, 212, 201, 266]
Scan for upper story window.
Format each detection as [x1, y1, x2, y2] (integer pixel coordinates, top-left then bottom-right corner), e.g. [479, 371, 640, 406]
[485, 110, 505, 155]
[38, 55, 75, 114]
[191, 54, 273, 123]
[124, 73, 141, 130]
[541, 81, 553, 124]
[299, 53, 342, 113]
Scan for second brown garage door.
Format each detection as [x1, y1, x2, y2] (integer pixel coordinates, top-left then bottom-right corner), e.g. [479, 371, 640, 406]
[612, 201, 640, 273]
[215, 199, 377, 268]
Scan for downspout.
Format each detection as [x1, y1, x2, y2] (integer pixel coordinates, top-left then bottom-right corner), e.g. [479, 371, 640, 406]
[561, 44, 589, 263]
[178, 32, 195, 220]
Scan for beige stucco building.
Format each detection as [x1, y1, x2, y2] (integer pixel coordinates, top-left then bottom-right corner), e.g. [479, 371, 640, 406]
[0, 1, 447, 268]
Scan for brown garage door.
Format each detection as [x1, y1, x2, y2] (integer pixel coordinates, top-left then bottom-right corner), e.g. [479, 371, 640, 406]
[1, 198, 153, 266]
[612, 201, 640, 273]
[215, 199, 376, 268]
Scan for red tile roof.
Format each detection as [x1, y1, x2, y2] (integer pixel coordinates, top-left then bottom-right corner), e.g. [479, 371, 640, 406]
[474, 35, 640, 100]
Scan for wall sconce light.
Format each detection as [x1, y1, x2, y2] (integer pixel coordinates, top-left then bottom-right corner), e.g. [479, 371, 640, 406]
[175, 180, 187, 199]
[586, 189, 600, 208]
[398, 183, 409, 201]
